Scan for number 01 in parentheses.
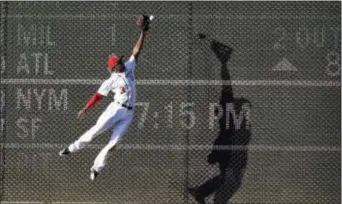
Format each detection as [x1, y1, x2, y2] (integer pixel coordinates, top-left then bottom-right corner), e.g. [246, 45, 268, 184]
[136, 102, 149, 129]
[152, 112, 159, 129]
[273, 27, 287, 50]
[164, 101, 173, 128]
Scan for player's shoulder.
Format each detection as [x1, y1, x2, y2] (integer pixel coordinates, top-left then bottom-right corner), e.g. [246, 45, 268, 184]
[107, 73, 120, 82]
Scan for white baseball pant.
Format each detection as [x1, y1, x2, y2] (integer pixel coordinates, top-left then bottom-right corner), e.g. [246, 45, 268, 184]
[68, 102, 134, 172]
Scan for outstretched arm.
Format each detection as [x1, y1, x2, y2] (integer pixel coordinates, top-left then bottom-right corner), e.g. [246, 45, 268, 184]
[77, 78, 113, 119]
[132, 30, 147, 61]
[77, 93, 104, 119]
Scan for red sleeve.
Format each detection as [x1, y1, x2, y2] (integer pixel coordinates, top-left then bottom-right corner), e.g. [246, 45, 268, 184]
[84, 93, 104, 111]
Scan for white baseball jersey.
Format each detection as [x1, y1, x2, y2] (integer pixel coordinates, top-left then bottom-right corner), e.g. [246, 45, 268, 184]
[97, 55, 137, 107]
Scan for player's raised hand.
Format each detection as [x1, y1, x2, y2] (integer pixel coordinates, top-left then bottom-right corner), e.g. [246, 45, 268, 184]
[136, 15, 153, 32]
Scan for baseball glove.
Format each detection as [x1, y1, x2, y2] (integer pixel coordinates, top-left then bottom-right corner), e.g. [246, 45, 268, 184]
[136, 15, 150, 31]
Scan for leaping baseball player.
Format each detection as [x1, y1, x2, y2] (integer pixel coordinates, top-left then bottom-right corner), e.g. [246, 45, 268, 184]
[59, 15, 152, 181]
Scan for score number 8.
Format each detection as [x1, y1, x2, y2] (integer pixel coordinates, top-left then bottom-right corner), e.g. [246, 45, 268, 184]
[325, 51, 341, 77]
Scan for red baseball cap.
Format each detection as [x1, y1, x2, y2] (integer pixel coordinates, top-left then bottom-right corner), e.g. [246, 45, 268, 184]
[107, 55, 123, 69]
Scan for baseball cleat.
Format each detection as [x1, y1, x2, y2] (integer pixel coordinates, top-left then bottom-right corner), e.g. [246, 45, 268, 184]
[187, 187, 205, 204]
[59, 147, 71, 156]
[90, 170, 99, 181]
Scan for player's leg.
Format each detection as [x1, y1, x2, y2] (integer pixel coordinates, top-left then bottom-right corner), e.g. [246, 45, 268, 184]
[213, 169, 240, 204]
[189, 174, 222, 202]
[68, 120, 111, 152]
[90, 111, 134, 180]
[59, 103, 122, 155]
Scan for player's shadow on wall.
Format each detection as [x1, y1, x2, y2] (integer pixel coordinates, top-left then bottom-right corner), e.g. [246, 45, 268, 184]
[188, 35, 252, 204]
